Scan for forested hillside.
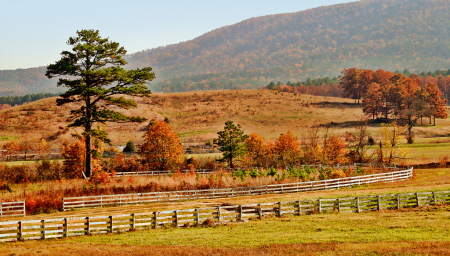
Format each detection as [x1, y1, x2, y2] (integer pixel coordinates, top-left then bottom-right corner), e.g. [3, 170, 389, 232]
[3, 0, 450, 93]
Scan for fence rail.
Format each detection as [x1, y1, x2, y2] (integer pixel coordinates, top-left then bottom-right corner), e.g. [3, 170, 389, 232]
[0, 201, 25, 218]
[63, 165, 413, 211]
[1, 190, 448, 243]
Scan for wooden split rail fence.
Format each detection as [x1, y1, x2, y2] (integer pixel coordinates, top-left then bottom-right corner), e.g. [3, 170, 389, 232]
[63, 167, 413, 211]
[1, 190, 449, 242]
[0, 202, 25, 218]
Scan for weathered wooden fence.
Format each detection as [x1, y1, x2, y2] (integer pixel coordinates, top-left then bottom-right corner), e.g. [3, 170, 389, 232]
[63, 167, 413, 211]
[0, 201, 25, 218]
[1, 190, 449, 242]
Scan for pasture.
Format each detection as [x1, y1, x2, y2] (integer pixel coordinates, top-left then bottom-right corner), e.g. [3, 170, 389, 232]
[1, 205, 450, 255]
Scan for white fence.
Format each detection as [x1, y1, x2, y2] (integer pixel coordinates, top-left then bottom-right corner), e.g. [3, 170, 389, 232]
[63, 166, 413, 211]
[1, 190, 448, 242]
[0, 201, 25, 218]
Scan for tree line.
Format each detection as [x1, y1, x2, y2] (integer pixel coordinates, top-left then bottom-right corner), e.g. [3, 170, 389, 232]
[340, 68, 448, 142]
[0, 93, 61, 107]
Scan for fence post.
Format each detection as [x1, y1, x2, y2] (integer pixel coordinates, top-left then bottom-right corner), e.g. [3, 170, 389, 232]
[337, 199, 340, 213]
[64, 218, 68, 237]
[298, 200, 302, 216]
[397, 194, 401, 209]
[42, 220, 45, 240]
[62, 198, 65, 212]
[278, 202, 282, 217]
[131, 213, 136, 230]
[154, 212, 158, 229]
[86, 217, 90, 235]
[217, 207, 221, 222]
[239, 205, 243, 221]
[433, 192, 437, 205]
[19, 221, 23, 241]
[356, 197, 360, 213]
[416, 193, 420, 207]
[258, 204, 263, 219]
[318, 199, 322, 213]
[196, 209, 200, 224]
[109, 216, 114, 233]
[377, 196, 380, 211]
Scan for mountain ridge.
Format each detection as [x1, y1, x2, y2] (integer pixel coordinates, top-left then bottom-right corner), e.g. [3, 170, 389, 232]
[3, 0, 450, 94]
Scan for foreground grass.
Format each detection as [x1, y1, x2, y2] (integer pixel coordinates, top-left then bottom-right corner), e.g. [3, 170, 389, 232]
[2, 206, 450, 255]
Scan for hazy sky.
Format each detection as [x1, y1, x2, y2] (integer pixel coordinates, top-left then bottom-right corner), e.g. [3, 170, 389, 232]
[0, 0, 356, 70]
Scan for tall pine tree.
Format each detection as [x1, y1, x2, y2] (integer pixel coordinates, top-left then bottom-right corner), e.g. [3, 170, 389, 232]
[46, 30, 155, 177]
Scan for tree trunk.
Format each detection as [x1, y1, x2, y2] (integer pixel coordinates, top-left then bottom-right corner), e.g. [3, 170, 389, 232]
[85, 134, 92, 177]
[434, 115, 436, 126]
[229, 154, 233, 168]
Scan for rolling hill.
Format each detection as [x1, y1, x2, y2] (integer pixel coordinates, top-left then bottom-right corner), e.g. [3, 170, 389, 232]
[3, 0, 450, 94]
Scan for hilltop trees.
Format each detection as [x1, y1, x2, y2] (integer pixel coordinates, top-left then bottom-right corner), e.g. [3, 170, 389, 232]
[46, 30, 155, 177]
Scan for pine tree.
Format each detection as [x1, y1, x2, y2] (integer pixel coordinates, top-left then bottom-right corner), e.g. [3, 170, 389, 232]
[214, 121, 249, 168]
[46, 30, 155, 177]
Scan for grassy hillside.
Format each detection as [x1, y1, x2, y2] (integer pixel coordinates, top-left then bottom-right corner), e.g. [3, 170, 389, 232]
[3, 0, 450, 94]
[1, 89, 450, 164]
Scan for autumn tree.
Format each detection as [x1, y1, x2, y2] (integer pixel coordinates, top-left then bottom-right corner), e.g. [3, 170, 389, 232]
[2, 140, 20, 160]
[19, 138, 35, 159]
[340, 68, 363, 104]
[302, 128, 322, 164]
[363, 82, 383, 119]
[273, 131, 301, 166]
[35, 139, 51, 156]
[322, 135, 347, 164]
[425, 82, 448, 125]
[378, 122, 409, 164]
[139, 121, 184, 170]
[245, 133, 268, 167]
[46, 30, 154, 177]
[61, 138, 102, 179]
[213, 121, 249, 168]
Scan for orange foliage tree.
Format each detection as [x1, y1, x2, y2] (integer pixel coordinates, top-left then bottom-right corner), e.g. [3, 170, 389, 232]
[322, 135, 347, 164]
[245, 133, 268, 167]
[273, 131, 301, 166]
[35, 139, 51, 156]
[2, 140, 20, 160]
[139, 120, 184, 170]
[425, 82, 448, 125]
[61, 139, 102, 179]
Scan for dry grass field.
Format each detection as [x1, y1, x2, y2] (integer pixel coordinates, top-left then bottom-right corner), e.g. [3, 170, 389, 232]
[1, 89, 450, 165]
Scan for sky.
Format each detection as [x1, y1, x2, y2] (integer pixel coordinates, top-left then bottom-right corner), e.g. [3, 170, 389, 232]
[0, 0, 357, 70]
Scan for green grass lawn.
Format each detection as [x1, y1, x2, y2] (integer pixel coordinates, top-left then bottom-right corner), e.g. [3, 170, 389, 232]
[64, 205, 450, 247]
